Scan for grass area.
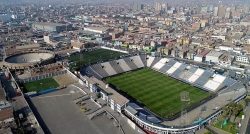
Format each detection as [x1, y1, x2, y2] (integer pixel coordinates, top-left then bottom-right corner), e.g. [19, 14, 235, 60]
[23, 77, 59, 92]
[106, 68, 211, 118]
[204, 131, 213, 134]
[68, 49, 125, 65]
[213, 120, 238, 134]
[237, 110, 244, 118]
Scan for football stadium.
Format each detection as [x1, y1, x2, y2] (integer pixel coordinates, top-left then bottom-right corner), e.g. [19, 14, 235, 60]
[106, 68, 212, 119]
[80, 54, 247, 133]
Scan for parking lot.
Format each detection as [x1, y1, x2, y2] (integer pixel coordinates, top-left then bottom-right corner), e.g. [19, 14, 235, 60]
[29, 87, 102, 134]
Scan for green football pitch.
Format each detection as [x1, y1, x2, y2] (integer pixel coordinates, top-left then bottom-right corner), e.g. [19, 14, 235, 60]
[23, 77, 59, 92]
[106, 68, 212, 118]
[68, 49, 125, 65]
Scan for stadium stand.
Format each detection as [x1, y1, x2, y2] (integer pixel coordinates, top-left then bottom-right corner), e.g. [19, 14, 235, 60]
[202, 74, 227, 91]
[80, 55, 247, 134]
[166, 62, 182, 75]
[204, 80, 221, 92]
[83, 55, 240, 93]
[171, 64, 187, 77]
[189, 66, 198, 73]
[188, 68, 205, 83]
[90, 64, 109, 78]
[109, 61, 125, 74]
[222, 77, 236, 87]
[194, 70, 214, 86]
[123, 57, 139, 70]
[158, 64, 172, 73]
[84, 67, 102, 79]
[139, 55, 147, 67]
[166, 60, 176, 67]
[152, 58, 169, 70]
[146, 56, 155, 67]
[149, 57, 161, 68]
[116, 59, 132, 72]
[101, 62, 117, 76]
[212, 74, 226, 83]
[131, 56, 144, 68]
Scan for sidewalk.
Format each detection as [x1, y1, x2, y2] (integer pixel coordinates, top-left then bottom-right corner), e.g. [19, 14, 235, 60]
[239, 104, 250, 134]
[195, 127, 209, 134]
[206, 125, 230, 134]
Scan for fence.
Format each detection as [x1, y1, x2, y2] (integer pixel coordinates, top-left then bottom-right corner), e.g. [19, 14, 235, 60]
[204, 125, 218, 134]
[91, 110, 125, 134]
[65, 68, 79, 82]
[101, 46, 128, 54]
[38, 88, 57, 95]
[19, 70, 67, 83]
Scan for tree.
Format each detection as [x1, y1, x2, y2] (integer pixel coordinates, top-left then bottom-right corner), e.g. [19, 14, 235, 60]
[228, 102, 236, 118]
[232, 107, 240, 122]
[232, 103, 243, 122]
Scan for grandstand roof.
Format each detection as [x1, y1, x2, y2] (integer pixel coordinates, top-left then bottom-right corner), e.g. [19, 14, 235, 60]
[124, 106, 138, 115]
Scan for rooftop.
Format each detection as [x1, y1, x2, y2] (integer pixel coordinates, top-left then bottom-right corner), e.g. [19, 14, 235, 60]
[206, 51, 223, 57]
[33, 22, 69, 27]
[88, 77, 129, 106]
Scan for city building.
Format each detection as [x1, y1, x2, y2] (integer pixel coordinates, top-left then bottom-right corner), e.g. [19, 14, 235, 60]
[236, 55, 249, 63]
[132, 4, 144, 11]
[205, 51, 223, 64]
[32, 22, 72, 32]
[218, 6, 226, 18]
[155, 2, 162, 11]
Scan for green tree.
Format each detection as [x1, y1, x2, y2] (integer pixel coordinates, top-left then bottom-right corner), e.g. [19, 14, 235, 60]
[228, 102, 236, 118]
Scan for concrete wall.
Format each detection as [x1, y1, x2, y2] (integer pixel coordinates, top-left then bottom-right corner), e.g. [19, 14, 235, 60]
[122, 113, 146, 134]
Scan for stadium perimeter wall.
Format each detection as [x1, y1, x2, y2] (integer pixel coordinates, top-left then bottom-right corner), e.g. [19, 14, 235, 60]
[101, 46, 128, 54]
[18, 70, 67, 83]
[6, 67, 44, 133]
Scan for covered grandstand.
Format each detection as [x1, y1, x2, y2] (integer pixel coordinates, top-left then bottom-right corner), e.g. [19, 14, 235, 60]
[80, 55, 247, 134]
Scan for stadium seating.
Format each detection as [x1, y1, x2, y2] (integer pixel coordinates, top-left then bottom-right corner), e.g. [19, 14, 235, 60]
[178, 70, 194, 81]
[222, 77, 236, 87]
[101, 62, 117, 76]
[131, 56, 145, 68]
[90, 64, 109, 78]
[139, 55, 147, 67]
[149, 57, 161, 68]
[123, 57, 139, 70]
[116, 59, 132, 72]
[152, 58, 169, 70]
[194, 70, 214, 86]
[166, 62, 182, 75]
[204, 80, 221, 92]
[171, 64, 187, 77]
[109, 61, 125, 74]
[84, 66, 103, 79]
[188, 69, 205, 83]
[82, 55, 238, 93]
[147, 57, 155, 67]
[158, 64, 172, 73]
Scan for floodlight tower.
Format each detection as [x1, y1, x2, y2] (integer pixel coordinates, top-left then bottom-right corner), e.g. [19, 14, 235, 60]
[180, 91, 190, 126]
[79, 53, 84, 68]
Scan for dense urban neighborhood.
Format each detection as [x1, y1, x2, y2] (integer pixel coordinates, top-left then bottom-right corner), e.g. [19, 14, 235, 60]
[0, 1, 250, 134]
